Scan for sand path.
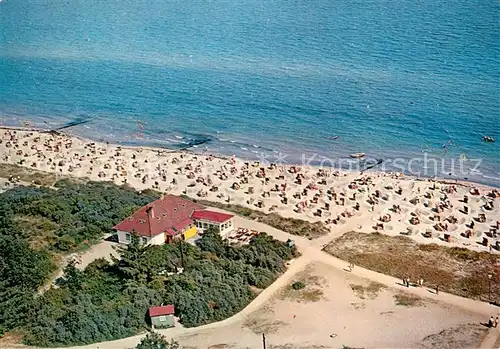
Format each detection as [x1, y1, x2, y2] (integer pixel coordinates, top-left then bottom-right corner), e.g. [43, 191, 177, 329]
[37, 214, 500, 349]
[479, 327, 500, 349]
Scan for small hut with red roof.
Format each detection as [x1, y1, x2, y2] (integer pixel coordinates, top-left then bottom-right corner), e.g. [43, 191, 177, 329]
[149, 304, 175, 328]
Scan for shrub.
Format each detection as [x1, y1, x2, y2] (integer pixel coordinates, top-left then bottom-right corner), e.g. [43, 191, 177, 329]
[291, 281, 306, 290]
[136, 332, 179, 349]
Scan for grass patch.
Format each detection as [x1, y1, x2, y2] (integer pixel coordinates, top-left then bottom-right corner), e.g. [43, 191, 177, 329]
[324, 232, 500, 301]
[243, 307, 288, 334]
[281, 283, 324, 303]
[192, 199, 329, 239]
[350, 282, 387, 300]
[416, 323, 488, 349]
[0, 163, 56, 186]
[280, 267, 325, 303]
[297, 289, 323, 302]
[446, 247, 490, 262]
[14, 216, 59, 250]
[394, 293, 423, 307]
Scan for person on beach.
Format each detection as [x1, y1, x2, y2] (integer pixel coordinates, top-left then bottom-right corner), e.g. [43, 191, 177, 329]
[495, 316, 499, 328]
[348, 262, 354, 272]
[435, 285, 439, 295]
[419, 278, 424, 287]
[488, 316, 494, 328]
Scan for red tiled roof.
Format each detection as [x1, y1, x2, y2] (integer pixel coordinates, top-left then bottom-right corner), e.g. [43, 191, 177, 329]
[191, 210, 233, 223]
[173, 218, 194, 231]
[166, 228, 177, 236]
[113, 195, 203, 237]
[149, 305, 175, 317]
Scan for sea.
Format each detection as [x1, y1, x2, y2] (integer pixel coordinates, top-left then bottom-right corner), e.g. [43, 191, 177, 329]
[1, 0, 499, 186]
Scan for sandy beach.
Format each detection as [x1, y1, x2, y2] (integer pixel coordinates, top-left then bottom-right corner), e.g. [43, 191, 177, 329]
[1, 127, 499, 255]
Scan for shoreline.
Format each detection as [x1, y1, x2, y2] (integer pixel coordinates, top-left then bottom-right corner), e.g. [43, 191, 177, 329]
[1, 125, 497, 190]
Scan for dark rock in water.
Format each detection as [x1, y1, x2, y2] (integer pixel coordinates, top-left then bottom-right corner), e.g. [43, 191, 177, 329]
[54, 117, 92, 131]
[361, 158, 384, 172]
[186, 136, 211, 147]
[173, 132, 212, 149]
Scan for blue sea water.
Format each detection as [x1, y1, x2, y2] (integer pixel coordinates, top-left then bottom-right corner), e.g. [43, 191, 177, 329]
[1, 0, 499, 186]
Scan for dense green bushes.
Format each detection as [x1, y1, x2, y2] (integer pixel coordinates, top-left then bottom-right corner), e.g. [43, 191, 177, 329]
[0, 211, 55, 331]
[0, 181, 297, 347]
[0, 180, 158, 342]
[0, 179, 158, 251]
[23, 230, 297, 346]
[0, 235, 55, 331]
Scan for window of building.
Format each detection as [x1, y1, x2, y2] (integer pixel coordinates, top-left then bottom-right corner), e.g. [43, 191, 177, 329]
[159, 315, 167, 322]
[142, 237, 148, 244]
[125, 233, 131, 242]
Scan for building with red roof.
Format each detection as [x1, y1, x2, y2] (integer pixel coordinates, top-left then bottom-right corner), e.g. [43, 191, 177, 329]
[113, 195, 234, 245]
[149, 305, 175, 328]
[191, 210, 234, 236]
[191, 210, 233, 223]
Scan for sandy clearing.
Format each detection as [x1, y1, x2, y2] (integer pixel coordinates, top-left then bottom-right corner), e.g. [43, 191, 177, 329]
[175, 261, 487, 349]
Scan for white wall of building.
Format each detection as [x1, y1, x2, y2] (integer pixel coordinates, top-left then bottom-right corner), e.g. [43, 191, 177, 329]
[219, 218, 234, 236]
[117, 230, 131, 244]
[196, 218, 234, 238]
[116, 230, 164, 245]
[149, 233, 165, 245]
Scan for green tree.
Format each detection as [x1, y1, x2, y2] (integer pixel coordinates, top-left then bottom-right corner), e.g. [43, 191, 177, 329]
[196, 226, 225, 256]
[0, 234, 54, 331]
[113, 234, 152, 283]
[61, 262, 85, 293]
[136, 332, 179, 349]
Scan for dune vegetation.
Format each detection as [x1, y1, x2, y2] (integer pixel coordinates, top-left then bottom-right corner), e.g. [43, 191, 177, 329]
[0, 180, 297, 347]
